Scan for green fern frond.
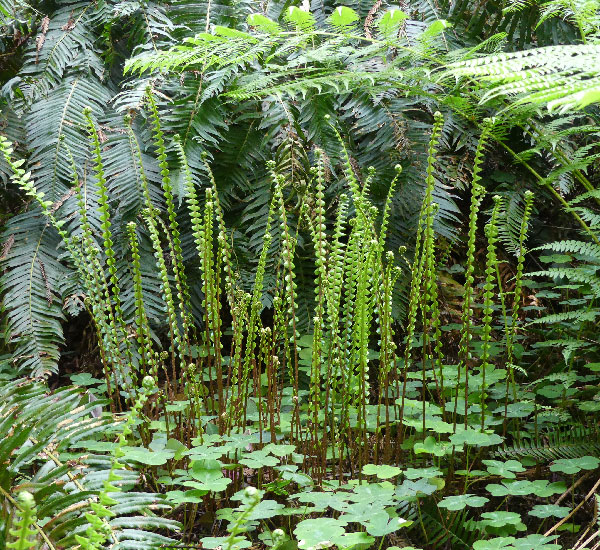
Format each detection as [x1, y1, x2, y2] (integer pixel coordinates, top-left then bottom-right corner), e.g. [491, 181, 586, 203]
[442, 44, 600, 113]
[534, 239, 600, 259]
[0, 210, 65, 376]
[7, 492, 38, 550]
[528, 309, 600, 325]
[0, 378, 180, 549]
[497, 426, 600, 461]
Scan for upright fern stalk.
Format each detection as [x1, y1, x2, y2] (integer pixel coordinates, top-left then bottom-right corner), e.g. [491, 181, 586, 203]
[454, 119, 493, 432]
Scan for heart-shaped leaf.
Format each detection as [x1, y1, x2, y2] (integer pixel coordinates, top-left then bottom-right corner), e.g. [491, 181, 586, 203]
[481, 512, 522, 528]
[121, 446, 174, 465]
[529, 504, 570, 519]
[473, 538, 515, 550]
[450, 429, 503, 447]
[414, 435, 453, 456]
[482, 460, 525, 479]
[294, 518, 347, 549]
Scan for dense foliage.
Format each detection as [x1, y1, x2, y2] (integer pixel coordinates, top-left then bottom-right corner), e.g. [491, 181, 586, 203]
[1, 1, 600, 549]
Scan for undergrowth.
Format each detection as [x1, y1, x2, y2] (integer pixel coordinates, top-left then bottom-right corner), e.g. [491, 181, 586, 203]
[2, 85, 600, 549]
[1, 2, 600, 549]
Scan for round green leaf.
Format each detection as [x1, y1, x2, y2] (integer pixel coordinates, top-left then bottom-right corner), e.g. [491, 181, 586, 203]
[481, 512, 522, 528]
[482, 459, 525, 479]
[450, 429, 503, 447]
[550, 456, 600, 475]
[121, 446, 174, 465]
[362, 463, 401, 479]
[473, 538, 515, 550]
[414, 435, 452, 456]
[294, 518, 346, 550]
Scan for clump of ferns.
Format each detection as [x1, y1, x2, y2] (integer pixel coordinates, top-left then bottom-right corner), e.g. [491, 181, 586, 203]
[143, 210, 184, 402]
[503, 189, 534, 436]
[0, 133, 133, 407]
[85, 107, 136, 383]
[74, 175, 130, 410]
[177, 142, 237, 433]
[303, 152, 328, 476]
[273, 172, 302, 444]
[127, 222, 159, 383]
[421, 117, 446, 430]
[322, 190, 349, 472]
[327, 123, 388, 471]
[145, 90, 194, 392]
[201, 155, 238, 418]
[239, 193, 275, 428]
[371, 161, 403, 462]
[507, 189, 535, 376]
[74, 375, 159, 550]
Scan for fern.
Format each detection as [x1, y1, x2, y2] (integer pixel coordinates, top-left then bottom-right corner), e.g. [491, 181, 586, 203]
[534, 240, 600, 258]
[497, 426, 600, 461]
[0, 209, 65, 376]
[6, 492, 38, 550]
[0, 377, 180, 549]
[443, 43, 600, 113]
[397, 500, 482, 549]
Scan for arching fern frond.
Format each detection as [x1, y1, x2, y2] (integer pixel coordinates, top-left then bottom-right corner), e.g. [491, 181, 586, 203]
[19, 2, 105, 100]
[533, 239, 600, 259]
[25, 76, 110, 201]
[442, 44, 600, 113]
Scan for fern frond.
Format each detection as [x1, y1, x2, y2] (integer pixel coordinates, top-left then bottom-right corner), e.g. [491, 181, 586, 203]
[0, 210, 65, 376]
[442, 44, 600, 113]
[497, 426, 600, 461]
[6, 492, 38, 550]
[19, 3, 105, 100]
[0, 378, 180, 549]
[528, 309, 600, 325]
[534, 239, 600, 259]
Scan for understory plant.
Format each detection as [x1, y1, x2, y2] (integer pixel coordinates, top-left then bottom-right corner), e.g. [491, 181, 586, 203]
[2, 2, 600, 548]
[3, 91, 599, 549]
